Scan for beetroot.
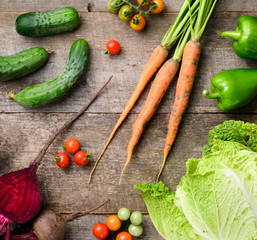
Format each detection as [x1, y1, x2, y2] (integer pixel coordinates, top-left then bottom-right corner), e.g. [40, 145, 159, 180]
[0, 77, 112, 239]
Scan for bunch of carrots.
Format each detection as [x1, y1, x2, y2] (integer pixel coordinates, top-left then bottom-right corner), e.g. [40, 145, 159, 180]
[89, 0, 218, 186]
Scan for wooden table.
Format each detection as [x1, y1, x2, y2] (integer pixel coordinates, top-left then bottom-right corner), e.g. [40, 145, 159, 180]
[0, 0, 257, 239]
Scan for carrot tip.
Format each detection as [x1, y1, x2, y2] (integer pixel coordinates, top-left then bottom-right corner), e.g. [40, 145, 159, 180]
[119, 152, 132, 185]
[156, 155, 167, 183]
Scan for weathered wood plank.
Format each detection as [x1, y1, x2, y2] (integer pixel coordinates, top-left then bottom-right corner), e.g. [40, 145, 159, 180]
[64, 215, 161, 240]
[0, 12, 256, 114]
[1, 0, 257, 13]
[0, 113, 256, 213]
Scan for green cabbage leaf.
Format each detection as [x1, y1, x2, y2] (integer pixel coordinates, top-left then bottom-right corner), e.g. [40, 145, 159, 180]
[135, 139, 257, 240]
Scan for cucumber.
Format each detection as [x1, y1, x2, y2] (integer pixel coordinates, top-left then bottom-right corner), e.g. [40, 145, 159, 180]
[15, 7, 80, 37]
[0, 47, 49, 81]
[12, 39, 89, 107]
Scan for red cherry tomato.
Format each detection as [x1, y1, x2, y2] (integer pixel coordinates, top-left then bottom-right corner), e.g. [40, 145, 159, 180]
[116, 232, 133, 240]
[137, 0, 150, 6]
[55, 152, 70, 168]
[106, 40, 121, 55]
[130, 14, 146, 31]
[74, 150, 91, 166]
[150, 0, 165, 14]
[106, 215, 122, 231]
[63, 138, 80, 154]
[93, 223, 109, 239]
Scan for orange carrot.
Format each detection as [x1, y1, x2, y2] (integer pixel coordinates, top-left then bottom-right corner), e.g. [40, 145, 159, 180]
[119, 58, 180, 185]
[157, 40, 201, 182]
[88, 45, 168, 186]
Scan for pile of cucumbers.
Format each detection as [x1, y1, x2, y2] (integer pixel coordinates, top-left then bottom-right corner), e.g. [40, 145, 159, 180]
[0, 7, 89, 107]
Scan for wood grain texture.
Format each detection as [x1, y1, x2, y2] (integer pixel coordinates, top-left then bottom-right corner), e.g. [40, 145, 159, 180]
[1, 1, 257, 239]
[0, 12, 256, 113]
[0, 113, 256, 214]
[0, 0, 257, 12]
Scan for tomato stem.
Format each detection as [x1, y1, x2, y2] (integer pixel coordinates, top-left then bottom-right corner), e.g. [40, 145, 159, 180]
[54, 156, 61, 162]
[122, 0, 154, 15]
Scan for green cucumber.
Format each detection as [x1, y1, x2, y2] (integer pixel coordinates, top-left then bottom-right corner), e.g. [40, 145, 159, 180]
[12, 39, 89, 107]
[15, 7, 80, 37]
[0, 47, 49, 81]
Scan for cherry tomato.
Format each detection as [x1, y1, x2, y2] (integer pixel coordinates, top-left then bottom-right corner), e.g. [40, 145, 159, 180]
[150, 0, 165, 14]
[137, 0, 150, 6]
[106, 215, 122, 231]
[55, 152, 70, 168]
[130, 14, 146, 31]
[130, 211, 143, 225]
[63, 138, 80, 154]
[118, 207, 130, 221]
[105, 40, 121, 55]
[74, 150, 91, 166]
[118, 5, 134, 22]
[116, 232, 133, 240]
[108, 0, 123, 13]
[93, 223, 109, 239]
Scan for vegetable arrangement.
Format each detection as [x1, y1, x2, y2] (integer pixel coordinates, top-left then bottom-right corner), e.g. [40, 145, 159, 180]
[108, 0, 165, 31]
[55, 138, 91, 168]
[55, 138, 92, 168]
[89, 0, 218, 186]
[203, 15, 257, 111]
[0, 76, 112, 240]
[9, 39, 89, 107]
[92, 207, 144, 239]
[135, 120, 257, 240]
[0, 47, 49, 81]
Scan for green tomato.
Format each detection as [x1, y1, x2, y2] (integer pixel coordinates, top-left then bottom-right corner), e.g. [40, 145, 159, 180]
[130, 211, 143, 225]
[118, 207, 131, 221]
[118, 5, 134, 22]
[128, 224, 143, 237]
[108, 0, 123, 13]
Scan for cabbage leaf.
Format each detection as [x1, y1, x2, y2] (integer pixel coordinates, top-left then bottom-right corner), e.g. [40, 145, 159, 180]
[135, 140, 257, 240]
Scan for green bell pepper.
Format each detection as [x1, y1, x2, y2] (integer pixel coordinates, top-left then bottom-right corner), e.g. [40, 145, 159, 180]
[220, 16, 257, 60]
[203, 68, 257, 111]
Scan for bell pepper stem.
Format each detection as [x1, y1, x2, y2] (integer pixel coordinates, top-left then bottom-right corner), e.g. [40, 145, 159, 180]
[202, 90, 220, 99]
[220, 31, 241, 40]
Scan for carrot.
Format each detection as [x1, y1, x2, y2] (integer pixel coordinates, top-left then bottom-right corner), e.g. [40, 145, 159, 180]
[156, 0, 218, 181]
[88, 45, 168, 186]
[118, 7, 203, 184]
[88, 0, 204, 186]
[156, 40, 201, 182]
[119, 58, 180, 184]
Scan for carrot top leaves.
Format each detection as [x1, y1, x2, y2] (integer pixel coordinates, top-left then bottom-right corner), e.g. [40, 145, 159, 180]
[161, 0, 200, 50]
[191, 0, 218, 41]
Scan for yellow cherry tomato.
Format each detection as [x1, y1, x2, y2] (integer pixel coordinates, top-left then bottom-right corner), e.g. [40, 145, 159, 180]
[119, 5, 134, 22]
[130, 14, 146, 31]
[150, 0, 165, 14]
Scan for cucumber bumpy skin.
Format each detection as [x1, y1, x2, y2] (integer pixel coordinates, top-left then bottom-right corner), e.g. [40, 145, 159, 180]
[12, 39, 89, 107]
[15, 7, 80, 37]
[0, 47, 49, 81]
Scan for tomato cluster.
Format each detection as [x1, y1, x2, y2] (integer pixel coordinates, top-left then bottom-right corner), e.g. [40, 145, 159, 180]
[108, 0, 165, 31]
[55, 138, 91, 168]
[93, 207, 144, 239]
